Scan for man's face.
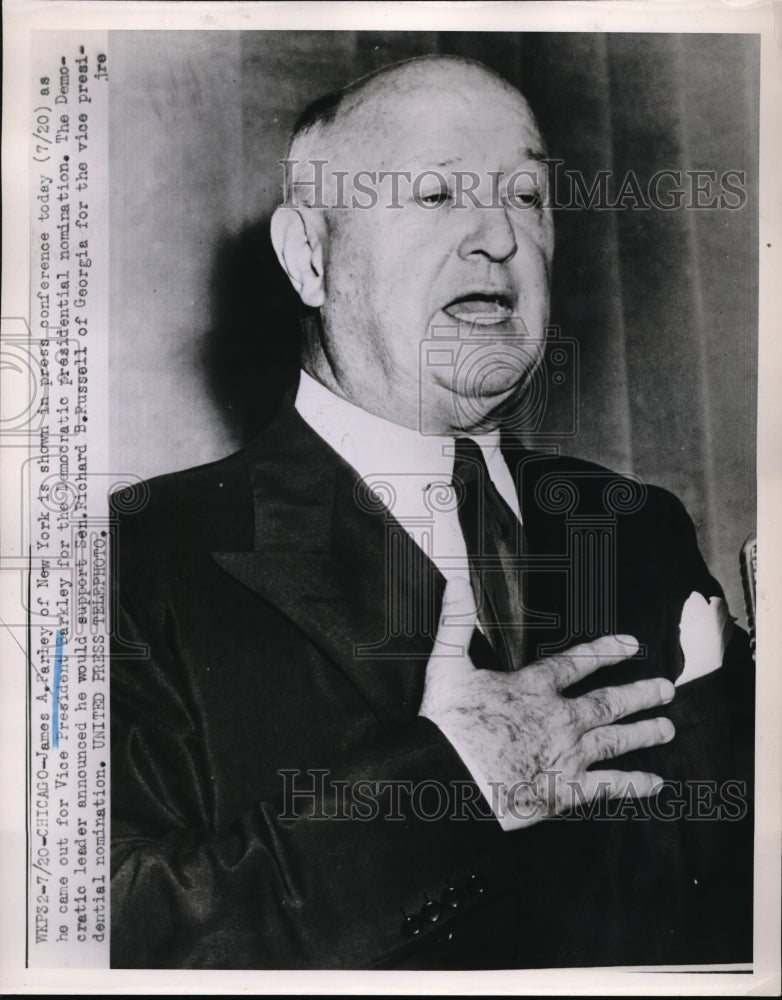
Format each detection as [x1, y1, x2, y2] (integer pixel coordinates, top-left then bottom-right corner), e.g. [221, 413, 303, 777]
[311, 66, 554, 434]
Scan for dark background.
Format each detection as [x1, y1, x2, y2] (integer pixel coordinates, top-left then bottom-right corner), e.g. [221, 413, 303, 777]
[109, 31, 758, 623]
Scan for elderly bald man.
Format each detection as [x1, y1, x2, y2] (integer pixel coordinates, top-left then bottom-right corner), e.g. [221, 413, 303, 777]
[110, 56, 753, 970]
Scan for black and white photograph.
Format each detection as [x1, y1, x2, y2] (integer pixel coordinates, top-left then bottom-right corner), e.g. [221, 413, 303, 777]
[2, 1, 780, 993]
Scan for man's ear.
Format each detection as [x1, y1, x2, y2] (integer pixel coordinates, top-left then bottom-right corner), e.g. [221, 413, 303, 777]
[270, 205, 326, 308]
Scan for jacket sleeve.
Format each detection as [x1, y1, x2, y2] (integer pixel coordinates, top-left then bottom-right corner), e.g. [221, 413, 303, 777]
[110, 594, 508, 970]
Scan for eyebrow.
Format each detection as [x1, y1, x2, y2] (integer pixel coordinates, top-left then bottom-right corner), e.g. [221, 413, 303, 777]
[387, 149, 549, 172]
[385, 155, 461, 172]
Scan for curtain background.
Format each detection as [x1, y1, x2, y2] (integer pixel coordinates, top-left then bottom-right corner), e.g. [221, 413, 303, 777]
[110, 31, 758, 623]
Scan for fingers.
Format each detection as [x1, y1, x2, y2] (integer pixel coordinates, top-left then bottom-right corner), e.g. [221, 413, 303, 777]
[579, 769, 665, 801]
[429, 577, 477, 662]
[540, 634, 641, 690]
[576, 676, 675, 730]
[580, 716, 675, 763]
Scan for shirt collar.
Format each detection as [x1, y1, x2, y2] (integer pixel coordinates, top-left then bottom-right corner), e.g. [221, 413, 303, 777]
[294, 370, 521, 523]
[294, 370, 503, 480]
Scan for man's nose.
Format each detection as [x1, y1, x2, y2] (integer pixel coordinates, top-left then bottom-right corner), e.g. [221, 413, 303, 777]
[457, 205, 518, 263]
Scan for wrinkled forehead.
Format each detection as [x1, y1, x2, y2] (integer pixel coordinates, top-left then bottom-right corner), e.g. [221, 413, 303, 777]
[331, 67, 544, 171]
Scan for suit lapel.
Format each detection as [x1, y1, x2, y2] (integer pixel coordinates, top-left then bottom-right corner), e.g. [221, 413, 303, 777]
[211, 403, 472, 728]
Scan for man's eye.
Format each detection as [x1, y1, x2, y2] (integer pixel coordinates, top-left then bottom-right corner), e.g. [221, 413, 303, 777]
[508, 189, 541, 210]
[416, 187, 452, 207]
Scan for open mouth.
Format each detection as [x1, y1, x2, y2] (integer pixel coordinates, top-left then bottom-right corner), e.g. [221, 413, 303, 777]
[442, 292, 515, 326]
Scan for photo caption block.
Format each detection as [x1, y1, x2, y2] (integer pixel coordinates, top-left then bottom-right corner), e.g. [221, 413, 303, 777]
[26, 30, 110, 968]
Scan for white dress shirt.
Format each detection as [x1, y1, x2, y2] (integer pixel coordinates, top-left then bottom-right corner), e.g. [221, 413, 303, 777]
[295, 370, 523, 588]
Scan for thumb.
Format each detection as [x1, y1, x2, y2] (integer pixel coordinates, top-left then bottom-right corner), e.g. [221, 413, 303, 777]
[430, 577, 478, 662]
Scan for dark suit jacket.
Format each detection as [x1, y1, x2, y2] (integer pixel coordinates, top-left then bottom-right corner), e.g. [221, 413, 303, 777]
[110, 400, 754, 969]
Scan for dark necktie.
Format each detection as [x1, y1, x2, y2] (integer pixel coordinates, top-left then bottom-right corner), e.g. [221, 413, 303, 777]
[452, 437, 526, 672]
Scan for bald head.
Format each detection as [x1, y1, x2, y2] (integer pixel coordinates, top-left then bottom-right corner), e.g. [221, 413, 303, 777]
[285, 56, 545, 207]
